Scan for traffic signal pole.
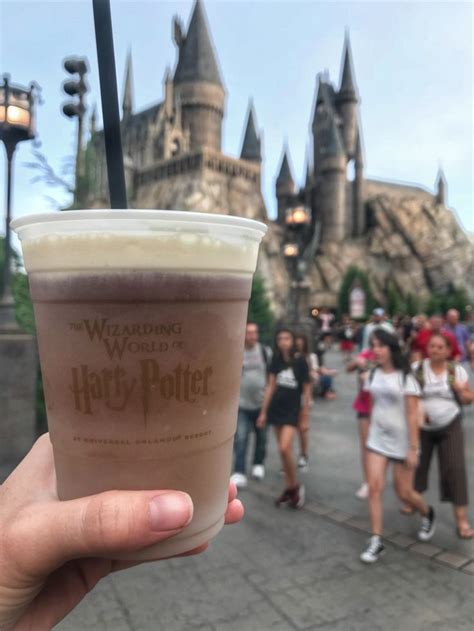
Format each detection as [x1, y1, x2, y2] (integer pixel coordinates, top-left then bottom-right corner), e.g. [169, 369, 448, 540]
[62, 57, 88, 207]
[75, 89, 85, 205]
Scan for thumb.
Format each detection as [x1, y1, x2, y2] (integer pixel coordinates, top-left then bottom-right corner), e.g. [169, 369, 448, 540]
[15, 489, 193, 577]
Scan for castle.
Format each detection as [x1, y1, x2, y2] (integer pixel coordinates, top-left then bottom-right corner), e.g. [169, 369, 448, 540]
[86, 0, 473, 316]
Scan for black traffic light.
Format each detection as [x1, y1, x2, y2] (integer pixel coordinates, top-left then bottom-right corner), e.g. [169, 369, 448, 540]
[61, 57, 88, 118]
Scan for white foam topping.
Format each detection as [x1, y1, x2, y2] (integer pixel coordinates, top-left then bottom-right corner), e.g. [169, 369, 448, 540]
[12, 210, 267, 274]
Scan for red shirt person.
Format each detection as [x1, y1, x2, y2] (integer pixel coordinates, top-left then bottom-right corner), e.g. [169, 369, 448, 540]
[412, 315, 461, 360]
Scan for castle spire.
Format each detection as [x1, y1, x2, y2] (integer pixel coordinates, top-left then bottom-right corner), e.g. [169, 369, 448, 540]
[336, 32, 359, 157]
[122, 49, 134, 118]
[276, 145, 295, 189]
[339, 31, 357, 98]
[435, 166, 447, 205]
[240, 100, 261, 162]
[173, 0, 223, 87]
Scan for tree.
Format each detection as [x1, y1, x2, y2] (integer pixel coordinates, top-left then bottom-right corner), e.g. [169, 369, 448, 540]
[425, 286, 471, 319]
[338, 266, 375, 319]
[1, 237, 46, 431]
[405, 293, 420, 317]
[247, 273, 275, 345]
[386, 280, 406, 317]
[0, 236, 21, 298]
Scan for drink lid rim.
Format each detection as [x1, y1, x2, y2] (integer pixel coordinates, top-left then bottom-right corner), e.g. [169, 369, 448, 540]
[11, 209, 268, 236]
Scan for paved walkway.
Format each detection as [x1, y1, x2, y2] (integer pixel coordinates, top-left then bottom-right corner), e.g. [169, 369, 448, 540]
[57, 350, 474, 630]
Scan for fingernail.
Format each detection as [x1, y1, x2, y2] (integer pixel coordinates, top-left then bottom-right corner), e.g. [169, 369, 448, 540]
[149, 492, 193, 532]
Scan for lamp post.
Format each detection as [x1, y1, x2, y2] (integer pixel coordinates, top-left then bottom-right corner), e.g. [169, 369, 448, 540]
[283, 205, 311, 324]
[0, 75, 37, 327]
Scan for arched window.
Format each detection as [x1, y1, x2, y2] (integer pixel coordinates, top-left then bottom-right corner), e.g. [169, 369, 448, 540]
[347, 159, 355, 182]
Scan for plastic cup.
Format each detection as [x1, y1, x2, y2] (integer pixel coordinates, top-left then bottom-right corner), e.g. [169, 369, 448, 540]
[12, 209, 267, 560]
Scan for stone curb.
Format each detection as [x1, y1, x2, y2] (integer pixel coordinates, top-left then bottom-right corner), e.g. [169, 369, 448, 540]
[248, 483, 474, 573]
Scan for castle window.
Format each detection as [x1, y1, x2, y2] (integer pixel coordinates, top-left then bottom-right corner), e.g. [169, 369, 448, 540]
[170, 138, 180, 156]
[347, 159, 355, 182]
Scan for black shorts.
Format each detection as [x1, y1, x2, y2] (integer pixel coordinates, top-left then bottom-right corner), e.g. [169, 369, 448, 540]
[367, 447, 405, 464]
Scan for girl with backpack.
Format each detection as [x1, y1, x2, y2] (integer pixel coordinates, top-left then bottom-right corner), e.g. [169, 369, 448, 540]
[257, 329, 312, 509]
[413, 333, 474, 539]
[360, 329, 435, 563]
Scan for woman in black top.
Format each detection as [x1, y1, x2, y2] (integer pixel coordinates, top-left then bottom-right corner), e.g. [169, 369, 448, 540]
[257, 329, 312, 508]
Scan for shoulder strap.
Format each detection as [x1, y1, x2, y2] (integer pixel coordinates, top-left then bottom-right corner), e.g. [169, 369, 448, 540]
[447, 361, 456, 385]
[369, 366, 377, 384]
[447, 361, 463, 409]
[415, 361, 425, 388]
[260, 344, 270, 372]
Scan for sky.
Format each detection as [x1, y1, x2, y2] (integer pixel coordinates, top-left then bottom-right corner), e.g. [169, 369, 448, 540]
[1, 0, 473, 253]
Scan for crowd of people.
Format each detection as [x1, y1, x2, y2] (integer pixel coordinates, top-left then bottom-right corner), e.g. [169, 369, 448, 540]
[231, 306, 474, 563]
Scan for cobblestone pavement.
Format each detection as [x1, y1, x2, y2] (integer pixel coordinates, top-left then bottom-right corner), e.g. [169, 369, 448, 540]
[56, 350, 474, 630]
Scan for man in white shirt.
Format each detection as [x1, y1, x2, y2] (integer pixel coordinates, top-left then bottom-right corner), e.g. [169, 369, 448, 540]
[231, 322, 271, 488]
[361, 308, 395, 350]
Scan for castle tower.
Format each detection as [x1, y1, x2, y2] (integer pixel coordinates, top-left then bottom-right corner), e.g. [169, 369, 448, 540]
[240, 100, 262, 163]
[303, 146, 313, 209]
[435, 167, 447, 206]
[312, 75, 337, 173]
[353, 129, 365, 236]
[275, 146, 295, 224]
[318, 113, 347, 242]
[122, 49, 134, 119]
[172, 0, 225, 152]
[336, 33, 358, 158]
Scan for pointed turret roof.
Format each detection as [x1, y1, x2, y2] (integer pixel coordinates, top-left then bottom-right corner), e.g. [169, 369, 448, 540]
[122, 49, 134, 117]
[339, 32, 358, 98]
[435, 166, 447, 188]
[276, 146, 295, 188]
[173, 0, 223, 87]
[240, 101, 261, 162]
[320, 114, 345, 157]
[312, 74, 337, 127]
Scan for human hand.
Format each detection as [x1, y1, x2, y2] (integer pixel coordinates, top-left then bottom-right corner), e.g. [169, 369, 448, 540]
[405, 449, 419, 470]
[0, 434, 244, 631]
[256, 412, 267, 429]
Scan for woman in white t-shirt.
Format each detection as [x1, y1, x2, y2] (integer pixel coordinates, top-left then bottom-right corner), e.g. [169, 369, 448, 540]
[360, 329, 434, 563]
[413, 333, 473, 539]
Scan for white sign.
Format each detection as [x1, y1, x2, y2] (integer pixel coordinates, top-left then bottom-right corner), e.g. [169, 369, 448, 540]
[350, 287, 365, 318]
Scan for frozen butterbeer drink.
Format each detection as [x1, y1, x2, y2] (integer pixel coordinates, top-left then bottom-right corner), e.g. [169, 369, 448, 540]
[12, 210, 267, 560]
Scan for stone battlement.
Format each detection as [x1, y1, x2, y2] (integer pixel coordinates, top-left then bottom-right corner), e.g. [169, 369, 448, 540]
[137, 149, 261, 188]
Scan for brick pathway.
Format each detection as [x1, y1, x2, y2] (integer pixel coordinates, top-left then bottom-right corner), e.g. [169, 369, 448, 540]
[57, 350, 474, 630]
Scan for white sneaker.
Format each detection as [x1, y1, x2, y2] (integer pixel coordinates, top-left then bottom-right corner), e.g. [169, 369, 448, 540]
[230, 472, 248, 489]
[297, 455, 309, 471]
[417, 506, 436, 542]
[355, 482, 369, 499]
[360, 535, 385, 563]
[251, 464, 265, 480]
